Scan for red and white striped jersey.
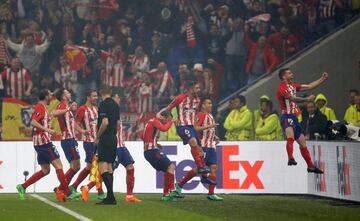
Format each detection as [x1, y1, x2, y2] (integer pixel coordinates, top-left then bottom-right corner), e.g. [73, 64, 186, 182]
[55, 66, 77, 91]
[167, 94, 200, 126]
[131, 55, 150, 74]
[276, 82, 302, 116]
[137, 83, 153, 114]
[150, 69, 174, 97]
[105, 56, 125, 87]
[75, 105, 98, 142]
[116, 121, 126, 148]
[142, 118, 172, 150]
[32, 102, 52, 146]
[196, 112, 216, 148]
[1, 68, 32, 100]
[56, 102, 76, 140]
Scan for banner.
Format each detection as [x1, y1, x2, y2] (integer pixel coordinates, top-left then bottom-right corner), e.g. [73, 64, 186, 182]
[308, 141, 360, 202]
[64, 45, 88, 71]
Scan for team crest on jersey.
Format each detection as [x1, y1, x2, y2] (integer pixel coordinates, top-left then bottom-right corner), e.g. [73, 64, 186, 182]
[21, 107, 33, 127]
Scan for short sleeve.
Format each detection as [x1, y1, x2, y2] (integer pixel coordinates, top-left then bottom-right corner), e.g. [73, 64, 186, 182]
[167, 94, 186, 109]
[294, 83, 302, 91]
[32, 105, 44, 122]
[196, 112, 206, 127]
[75, 106, 85, 123]
[57, 102, 67, 110]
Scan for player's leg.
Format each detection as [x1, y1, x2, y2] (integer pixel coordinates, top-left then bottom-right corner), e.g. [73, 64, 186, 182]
[207, 164, 223, 201]
[284, 127, 297, 166]
[188, 137, 209, 174]
[98, 161, 116, 204]
[72, 142, 94, 193]
[16, 164, 50, 200]
[162, 163, 177, 201]
[124, 164, 141, 202]
[296, 134, 323, 174]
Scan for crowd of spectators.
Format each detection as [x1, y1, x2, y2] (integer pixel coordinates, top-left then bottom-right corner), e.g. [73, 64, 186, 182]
[217, 89, 360, 141]
[0, 0, 358, 140]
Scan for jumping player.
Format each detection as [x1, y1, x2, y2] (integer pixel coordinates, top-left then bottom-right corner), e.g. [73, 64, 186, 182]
[112, 93, 141, 203]
[53, 88, 81, 199]
[143, 111, 178, 201]
[194, 97, 223, 201]
[277, 68, 328, 173]
[69, 89, 106, 201]
[16, 89, 78, 201]
[156, 77, 214, 187]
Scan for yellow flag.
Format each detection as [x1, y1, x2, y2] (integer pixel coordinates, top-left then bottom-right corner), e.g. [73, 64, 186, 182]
[89, 155, 102, 189]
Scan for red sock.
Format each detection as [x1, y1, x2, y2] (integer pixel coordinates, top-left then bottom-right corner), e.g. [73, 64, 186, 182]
[22, 170, 46, 189]
[300, 147, 315, 168]
[65, 168, 77, 184]
[126, 168, 135, 196]
[191, 146, 205, 167]
[72, 168, 90, 189]
[166, 172, 175, 191]
[56, 169, 70, 196]
[97, 184, 104, 194]
[179, 169, 197, 187]
[208, 175, 216, 195]
[286, 138, 295, 160]
[163, 173, 170, 195]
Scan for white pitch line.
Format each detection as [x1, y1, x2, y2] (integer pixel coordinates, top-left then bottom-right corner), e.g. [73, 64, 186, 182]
[31, 194, 93, 221]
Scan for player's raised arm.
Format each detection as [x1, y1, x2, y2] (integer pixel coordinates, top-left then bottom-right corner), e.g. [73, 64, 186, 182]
[289, 94, 316, 103]
[300, 72, 328, 91]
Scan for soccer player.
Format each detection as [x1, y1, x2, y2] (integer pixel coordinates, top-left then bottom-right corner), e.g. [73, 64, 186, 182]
[112, 93, 141, 203]
[195, 97, 223, 201]
[53, 88, 81, 199]
[156, 77, 214, 186]
[143, 111, 178, 201]
[69, 89, 106, 202]
[277, 68, 328, 173]
[16, 89, 78, 201]
[96, 85, 120, 205]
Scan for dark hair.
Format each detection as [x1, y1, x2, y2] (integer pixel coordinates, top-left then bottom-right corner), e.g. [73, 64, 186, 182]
[86, 89, 97, 97]
[201, 96, 212, 107]
[262, 100, 273, 110]
[38, 89, 50, 100]
[185, 74, 198, 89]
[349, 89, 359, 95]
[99, 84, 112, 96]
[278, 68, 290, 80]
[237, 95, 246, 105]
[54, 88, 65, 101]
[307, 101, 316, 107]
[161, 110, 172, 118]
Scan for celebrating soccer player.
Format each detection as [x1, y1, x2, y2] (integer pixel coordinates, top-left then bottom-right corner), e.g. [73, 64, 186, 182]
[16, 89, 78, 201]
[68, 89, 106, 202]
[142, 111, 179, 201]
[112, 93, 141, 203]
[194, 97, 223, 201]
[277, 68, 328, 173]
[156, 76, 214, 188]
[96, 85, 120, 205]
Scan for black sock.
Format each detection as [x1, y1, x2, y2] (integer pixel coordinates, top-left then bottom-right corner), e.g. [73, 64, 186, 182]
[102, 172, 114, 200]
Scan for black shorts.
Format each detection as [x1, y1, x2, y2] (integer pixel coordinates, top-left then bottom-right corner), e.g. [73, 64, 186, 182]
[97, 134, 117, 163]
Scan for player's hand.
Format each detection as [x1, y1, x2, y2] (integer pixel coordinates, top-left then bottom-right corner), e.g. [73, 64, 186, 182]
[321, 72, 329, 81]
[214, 135, 220, 145]
[47, 129, 55, 135]
[307, 95, 315, 102]
[156, 112, 164, 120]
[157, 143, 163, 150]
[95, 138, 99, 146]
[208, 123, 218, 129]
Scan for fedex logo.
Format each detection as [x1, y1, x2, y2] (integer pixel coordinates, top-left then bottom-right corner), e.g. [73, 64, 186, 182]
[156, 145, 264, 190]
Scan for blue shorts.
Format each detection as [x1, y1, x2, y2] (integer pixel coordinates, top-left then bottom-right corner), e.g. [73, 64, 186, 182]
[60, 138, 80, 163]
[176, 125, 200, 145]
[144, 149, 172, 172]
[83, 142, 95, 164]
[281, 114, 303, 140]
[113, 147, 135, 169]
[35, 142, 60, 165]
[202, 147, 217, 166]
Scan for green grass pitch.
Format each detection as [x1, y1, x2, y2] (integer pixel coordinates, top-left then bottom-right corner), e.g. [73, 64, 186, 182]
[0, 193, 359, 221]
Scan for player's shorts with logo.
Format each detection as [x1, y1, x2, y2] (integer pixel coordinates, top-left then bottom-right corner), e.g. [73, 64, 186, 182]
[176, 125, 200, 145]
[113, 147, 135, 169]
[60, 138, 80, 162]
[202, 147, 217, 166]
[144, 149, 172, 172]
[280, 114, 303, 140]
[34, 142, 60, 165]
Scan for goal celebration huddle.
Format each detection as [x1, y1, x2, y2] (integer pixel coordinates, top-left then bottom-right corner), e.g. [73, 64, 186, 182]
[16, 70, 327, 205]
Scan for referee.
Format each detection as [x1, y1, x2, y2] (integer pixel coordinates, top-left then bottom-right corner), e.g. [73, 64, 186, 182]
[95, 85, 120, 205]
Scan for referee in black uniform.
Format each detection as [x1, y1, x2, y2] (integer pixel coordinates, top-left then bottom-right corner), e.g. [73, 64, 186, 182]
[95, 85, 120, 205]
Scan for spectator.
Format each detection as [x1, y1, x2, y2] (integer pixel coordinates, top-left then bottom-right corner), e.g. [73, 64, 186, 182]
[301, 101, 328, 140]
[5, 31, 51, 86]
[57, 13, 76, 46]
[254, 95, 271, 127]
[344, 89, 360, 125]
[137, 72, 154, 114]
[0, 27, 11, 65]
[131, 45, 150, 77]
[224, 95, 253, 140]
[224, 18, 248, 91]
[315, 93, 337, 120]
[204, 24, 226, 63]
[245, 35, 279, 83]
[39, 74, 60, 93]
[344, 94, 360, 126]
[267, 26, 299, 62]
[255, 100, 282, 140]
[175, 63, 190, 93]
[104, 45, 126, 93]
[151, 62, 174, 101]
[204, 58, 224, 100]
[83, 11, 103, 46]
[216, 97, 236, 140]
[147, 33, 167, 69]
[0, 57, 32, 100]
[54, 56, 77, 93]
[193, 63, 204, 90]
